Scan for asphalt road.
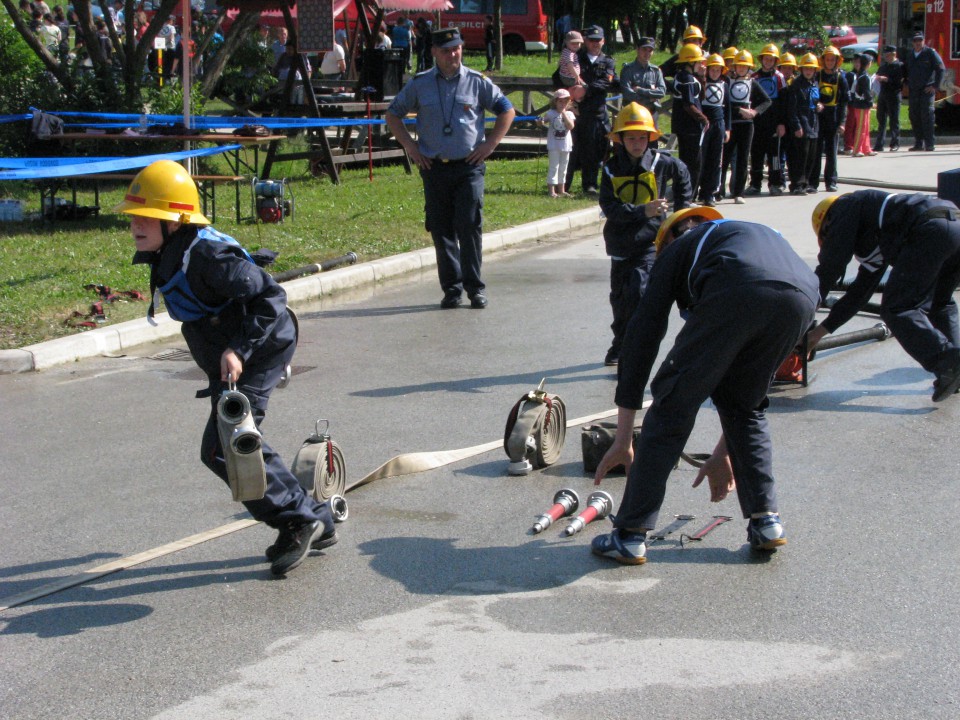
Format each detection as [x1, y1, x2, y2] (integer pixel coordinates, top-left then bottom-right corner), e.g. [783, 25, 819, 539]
[2, 148, 959, 719]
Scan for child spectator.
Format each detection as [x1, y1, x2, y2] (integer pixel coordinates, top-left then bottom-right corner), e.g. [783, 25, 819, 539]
[671, 44, 709, 202]
[542, 89, 576, 197]
[557, 30, 586, 101]
[721, 50, 772, 204]
[698, 53, 730, 206]
[815, 46, 848, 191]
[785, 53, 822, 194]
[598, 102, 692, 366]
[847, 53, 875, 157]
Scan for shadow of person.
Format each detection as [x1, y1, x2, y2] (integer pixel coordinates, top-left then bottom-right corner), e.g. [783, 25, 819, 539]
[0, 603, 153, 637]
[358, 535, 604, 596]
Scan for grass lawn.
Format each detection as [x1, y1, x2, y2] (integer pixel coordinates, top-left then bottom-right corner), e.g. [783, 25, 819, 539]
[0, 46, 929, 349]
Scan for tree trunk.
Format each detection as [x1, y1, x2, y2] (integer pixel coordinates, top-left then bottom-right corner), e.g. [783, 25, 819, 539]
[200, 10, 260, 98]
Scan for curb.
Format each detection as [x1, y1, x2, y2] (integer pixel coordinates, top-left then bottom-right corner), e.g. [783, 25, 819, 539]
[0, 208, 602, 375]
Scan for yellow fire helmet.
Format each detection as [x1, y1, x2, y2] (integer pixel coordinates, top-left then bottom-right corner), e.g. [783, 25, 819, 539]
[798, 52, 820, 69]
[677, 43, 706, 65]
[733, 49, 754, 68]
[655, 206, 724, 254]
[821, 45, 843, 59]
[811, 194, 842, 243]
[759, 43, 781, 59]
[705, 53, 727, 73]
[722, 46, 739, 61]
[609, 102, 661, 142]
[778, 52, 798, 68]
[683, 25, 705, 43]
[113, 159, 211, 225]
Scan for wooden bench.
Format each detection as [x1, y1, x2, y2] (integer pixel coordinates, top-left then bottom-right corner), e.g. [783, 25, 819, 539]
[43, 173, 246, 224]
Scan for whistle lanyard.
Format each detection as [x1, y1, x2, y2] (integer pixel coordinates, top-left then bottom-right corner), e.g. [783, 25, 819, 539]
[436, 71, 462, 136]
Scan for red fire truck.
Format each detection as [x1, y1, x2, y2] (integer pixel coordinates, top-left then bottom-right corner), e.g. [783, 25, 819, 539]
[878, 0, 960, 122]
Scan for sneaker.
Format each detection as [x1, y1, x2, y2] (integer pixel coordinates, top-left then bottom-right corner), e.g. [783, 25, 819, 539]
[932, 350, 960, 402]
[584, 187, 600, 197]
[872, 146, 884, 153]
[867, 151, 878, 156]
[806, 186, 819, 194]
[603, 347, 619, 366]
[790, 187, 806, 196]
[265, 526, 338, 562]
[734, 196, 746, 205]
[270, 520, 326, 576]
[908, 146, 924, 152]
[747, 514, 787, 551]
[890, 145, 899, 152]
[440, 291, 462, 309]
[702, 198, 717, 207]
[591, 529, 647, 565]
[744, 186, 761, 196]
[769, 186, 784, 196]
[826, 185, 838, 192]
[469, 291, 488, 309]
[852, 152, 864, 158]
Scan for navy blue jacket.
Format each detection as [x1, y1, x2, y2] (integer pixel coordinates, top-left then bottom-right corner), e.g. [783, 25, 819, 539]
[576, 48, 618, 118]
[787, 74, 820, 137]
[615, 220, 819, 409]
[815, 190, 959, 332]
[599, 145, 693, 259]
[134, 226, 296, 381]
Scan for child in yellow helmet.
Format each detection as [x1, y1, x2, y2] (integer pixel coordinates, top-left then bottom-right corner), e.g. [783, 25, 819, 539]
[115, 159, 337, 577]
[598, 102, 693, 366]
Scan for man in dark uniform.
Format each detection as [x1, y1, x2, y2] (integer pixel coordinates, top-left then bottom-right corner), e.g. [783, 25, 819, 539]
[565, 24, 618, 196]
[873, 45, 904, 152]
[592, 208, 819, 564]
[904, 32, 944, 152]
[386, 27, 516, 309]
[116, 160, 337, 577]
[809, 191, 960, 401]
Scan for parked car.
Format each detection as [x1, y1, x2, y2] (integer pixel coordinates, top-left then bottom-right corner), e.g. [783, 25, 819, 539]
[783, 25, 858, 54]
[841, 42, 879, 61]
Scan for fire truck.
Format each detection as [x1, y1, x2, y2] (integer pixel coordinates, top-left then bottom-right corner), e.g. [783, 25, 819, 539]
[878, 0, 960, 122]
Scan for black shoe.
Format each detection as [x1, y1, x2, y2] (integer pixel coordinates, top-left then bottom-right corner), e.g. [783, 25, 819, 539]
[790, 187, 806, 196]
[926, 147, 936, 152]
[806, 186, 819, 194]
[265, 526, 339, 562]
[872, 146, 883, 153]
[469, 291, 488, 309]
[932, 351, 960, 402]
[744, 186, 761, 196]
[826, 184, 838, 192]
[603, 348, 619, 366]
[890, 145, 899, 152]
[270, 520, 326, 576]
[440, 291, 462, 309]
[908, 146, 924, 152]
[584, 187, 600, 197]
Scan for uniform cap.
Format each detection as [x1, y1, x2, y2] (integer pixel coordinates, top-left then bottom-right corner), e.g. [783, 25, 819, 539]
[584, 25, 604, 40]
[637, 36, 655, 49]
[432, 27, 463, 48]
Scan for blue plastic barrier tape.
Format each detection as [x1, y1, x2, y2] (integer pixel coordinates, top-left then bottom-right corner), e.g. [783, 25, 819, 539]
[0, 144, 241, 181]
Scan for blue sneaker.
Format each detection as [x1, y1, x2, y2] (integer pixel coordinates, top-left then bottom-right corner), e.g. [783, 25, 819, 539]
[748, 514, 787, 551]
[591, 529, 647, 565]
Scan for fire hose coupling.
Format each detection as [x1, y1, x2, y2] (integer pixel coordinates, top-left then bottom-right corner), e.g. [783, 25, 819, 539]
[561, 491, 614, 537]
[504, 378, 567, 476]
[530, 488, 580, 534]
[216, 375, 267, 502]
[329, 494, 349, 523]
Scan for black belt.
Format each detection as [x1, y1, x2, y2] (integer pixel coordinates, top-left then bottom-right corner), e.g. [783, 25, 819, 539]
[433, 157, 468, 165]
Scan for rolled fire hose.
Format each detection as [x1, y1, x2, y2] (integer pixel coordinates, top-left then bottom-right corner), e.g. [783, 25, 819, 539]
[290, 419, 347, 502]
[216, 380, 267, 502]
[503, 379, 567, 476]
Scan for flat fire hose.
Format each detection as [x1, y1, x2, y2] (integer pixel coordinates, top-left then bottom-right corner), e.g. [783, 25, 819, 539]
[1, 406, 648, 613]
[503, 379, 567, 476]
[290, 420, 347, 501]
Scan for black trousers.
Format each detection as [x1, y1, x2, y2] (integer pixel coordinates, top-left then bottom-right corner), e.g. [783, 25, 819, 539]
[421, 161, 486, 296]
[613, 281, 815, 531]
[201, 341, 333, 531]
[874, 92, 901, 150]
[697, 121, 724, 202]
[723, 122, 753, 198]
[881, 217, 960, 373]
[676, 130, 704, 199]
[814, 110, 842, 189]
[787, 135, 818, 190]
[566, 113, 609, 192]
[749, 120, 783, 189]
[908, 90, 936, 150]
[608, 248, 656, 357]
